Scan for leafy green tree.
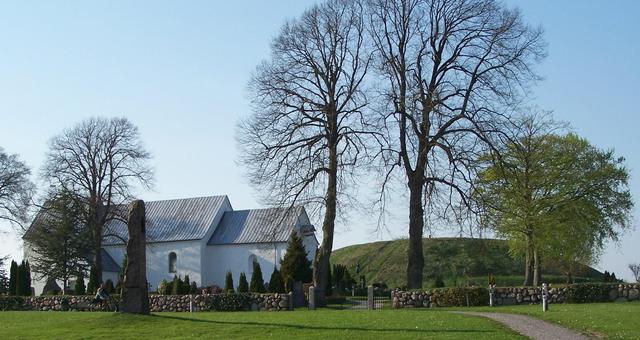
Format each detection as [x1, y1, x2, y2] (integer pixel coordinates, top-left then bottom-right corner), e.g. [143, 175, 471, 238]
[74, 272, 86, 295]
[280, 232, 312, 284]
[249, 261, 265, 293]
[0, 147, 34, 230]
[268, 268, 285, 293]
[224, 272, 235, 293]
[25, 190, 90, 294]
[476, 114, 633, 285]
[237, 273, 249, 293]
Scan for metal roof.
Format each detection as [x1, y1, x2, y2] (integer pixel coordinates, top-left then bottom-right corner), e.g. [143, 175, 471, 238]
[102, 195, 228, 245]
[101, 249, 121, 273]
[207, 207, 304, 245]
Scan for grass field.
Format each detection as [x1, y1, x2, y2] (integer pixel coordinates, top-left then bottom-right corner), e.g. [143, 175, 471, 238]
[0, 309, 524, 339]
[463, 302, 640, 339]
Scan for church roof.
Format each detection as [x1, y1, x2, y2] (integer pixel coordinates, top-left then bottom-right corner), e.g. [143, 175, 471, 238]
[103, 195, 228, 245]
[207, 207, 305, 245]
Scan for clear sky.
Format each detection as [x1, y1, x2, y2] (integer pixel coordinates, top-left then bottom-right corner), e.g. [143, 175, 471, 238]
[1, 1, 638, 281]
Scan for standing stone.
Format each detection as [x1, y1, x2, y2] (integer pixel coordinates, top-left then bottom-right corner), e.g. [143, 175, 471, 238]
[121, 200, 150, 314]
[367, 285, 374, 310]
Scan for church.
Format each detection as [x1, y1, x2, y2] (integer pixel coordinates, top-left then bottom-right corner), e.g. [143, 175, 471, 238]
[25, 195, 318, 295]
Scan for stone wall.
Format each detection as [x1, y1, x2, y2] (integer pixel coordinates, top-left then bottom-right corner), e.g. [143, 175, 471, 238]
[13, 293, 292, 312]
[391, 283, 640, 308]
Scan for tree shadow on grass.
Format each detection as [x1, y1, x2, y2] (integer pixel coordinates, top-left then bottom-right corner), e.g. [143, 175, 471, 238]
[148, 314, 496, 334]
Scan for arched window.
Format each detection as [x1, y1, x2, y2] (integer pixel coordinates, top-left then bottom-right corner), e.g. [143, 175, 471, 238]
[248, 254, 257, 273]
[168, 252, 177, 273]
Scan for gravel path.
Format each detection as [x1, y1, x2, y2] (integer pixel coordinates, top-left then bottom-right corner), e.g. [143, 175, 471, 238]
[454, 311, 590, 340]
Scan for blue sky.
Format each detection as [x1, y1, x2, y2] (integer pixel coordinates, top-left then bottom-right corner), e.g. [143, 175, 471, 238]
[0, 1, 638, 281]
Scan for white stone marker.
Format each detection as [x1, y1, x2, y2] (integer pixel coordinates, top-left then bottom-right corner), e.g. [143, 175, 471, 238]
[367, 285, 374, 310]
[308, 286, 316, 310]
[542, 283, 549, 312]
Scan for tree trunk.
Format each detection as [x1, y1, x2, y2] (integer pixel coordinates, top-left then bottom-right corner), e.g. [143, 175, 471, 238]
[312, 117, 338, 306]
[406, 176, 425, 289]
[523, 233, 534, 286]
[533, 248, 541, 286]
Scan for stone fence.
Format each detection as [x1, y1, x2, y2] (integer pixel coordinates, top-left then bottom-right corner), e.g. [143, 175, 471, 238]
[392, 283, 640, 308]
[10, 293, 292, 312]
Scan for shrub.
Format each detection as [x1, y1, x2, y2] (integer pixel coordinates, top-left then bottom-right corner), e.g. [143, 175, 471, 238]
[225, 272, 235, 293]
[0, 296, 25, 311]
[268, 268, 285, 293]
[204, 285, 222, 295]
[74, 273, 86, 295]
[250, 262, 265, 293]
[157, 279, 169, 295]
[237, 273, 249, 293]
[566, 283, 616, 303]
[433, 277, 445, 288]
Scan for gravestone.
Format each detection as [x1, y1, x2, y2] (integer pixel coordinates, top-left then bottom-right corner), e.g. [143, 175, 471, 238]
[120, 200, 150, 314]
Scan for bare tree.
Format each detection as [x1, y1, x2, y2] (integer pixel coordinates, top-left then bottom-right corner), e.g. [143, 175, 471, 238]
[0, 147, 34, 230]
[41, 117, 153, 283]
[239, 0, 376, 303]
[629, 263, 640, 283]
[368, 0, 545, 288]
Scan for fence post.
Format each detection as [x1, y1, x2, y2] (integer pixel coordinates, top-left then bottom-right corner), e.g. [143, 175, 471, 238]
[489, 284, 495, 307]
[308, 286, 316, 310]
[542, 283, 549, 312]
[367, 285, 374, 310]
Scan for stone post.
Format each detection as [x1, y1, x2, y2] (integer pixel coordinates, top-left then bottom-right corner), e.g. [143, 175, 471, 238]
[367, 285, 374, 310]
[120, 200, 150, 314]
[308, 286, 316, 310]
[189, 294, 194, 313]
[288, 292, 294, 311]
[542, 283, 549, 312]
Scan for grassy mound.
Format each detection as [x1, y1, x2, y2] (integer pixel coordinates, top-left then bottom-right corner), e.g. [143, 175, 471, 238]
[331, 237, 603, 288]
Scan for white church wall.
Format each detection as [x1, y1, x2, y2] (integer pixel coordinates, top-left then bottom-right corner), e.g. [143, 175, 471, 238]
[203, 243, 288, 288]
[104, 240, 203, 292]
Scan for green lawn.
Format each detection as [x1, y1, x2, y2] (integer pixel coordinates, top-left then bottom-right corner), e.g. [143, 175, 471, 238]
[464, 302, 640, 339]
[0, 309, 524, 339]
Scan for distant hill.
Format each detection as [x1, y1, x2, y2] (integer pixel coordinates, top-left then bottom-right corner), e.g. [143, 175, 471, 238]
[330, 237, 603, 288]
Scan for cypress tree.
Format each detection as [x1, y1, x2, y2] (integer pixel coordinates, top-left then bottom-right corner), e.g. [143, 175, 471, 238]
[9, 260, 17, 295]
[237, 272, 249, 293]
[17, 261, 27, 296]
[190, 281, 198, 294]
[268, 268, 285, 293]
[74, 272, 86, 295]
[280, 232, 313, 283]
[183, 275, 191, 295]
[24, 260, 31, 296]
[104, 279, 115, 294]
[224, 272, 235, 293]
[87, 265, 99, 294]
[611, 272, 617, 282]
[250, 261, 265, 293]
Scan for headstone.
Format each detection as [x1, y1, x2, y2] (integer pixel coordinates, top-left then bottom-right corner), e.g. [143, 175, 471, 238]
[489, 284, 495, 307]
[367, 285, 374, 310]
[308, 286, 316, 310]
[120, 200, 150, 314]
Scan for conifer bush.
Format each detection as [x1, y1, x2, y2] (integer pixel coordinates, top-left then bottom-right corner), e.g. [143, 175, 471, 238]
[268, 268, 285, 293]
[74, 272, 86, 295]
[225, 272, 235, 293]
[250, 261, 265, 293]
[280, 231, 312, 283]
[237, 272, 249, 293]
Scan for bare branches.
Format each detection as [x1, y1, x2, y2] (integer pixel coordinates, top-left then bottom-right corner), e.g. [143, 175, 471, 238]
[0, 147, 34, 230]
